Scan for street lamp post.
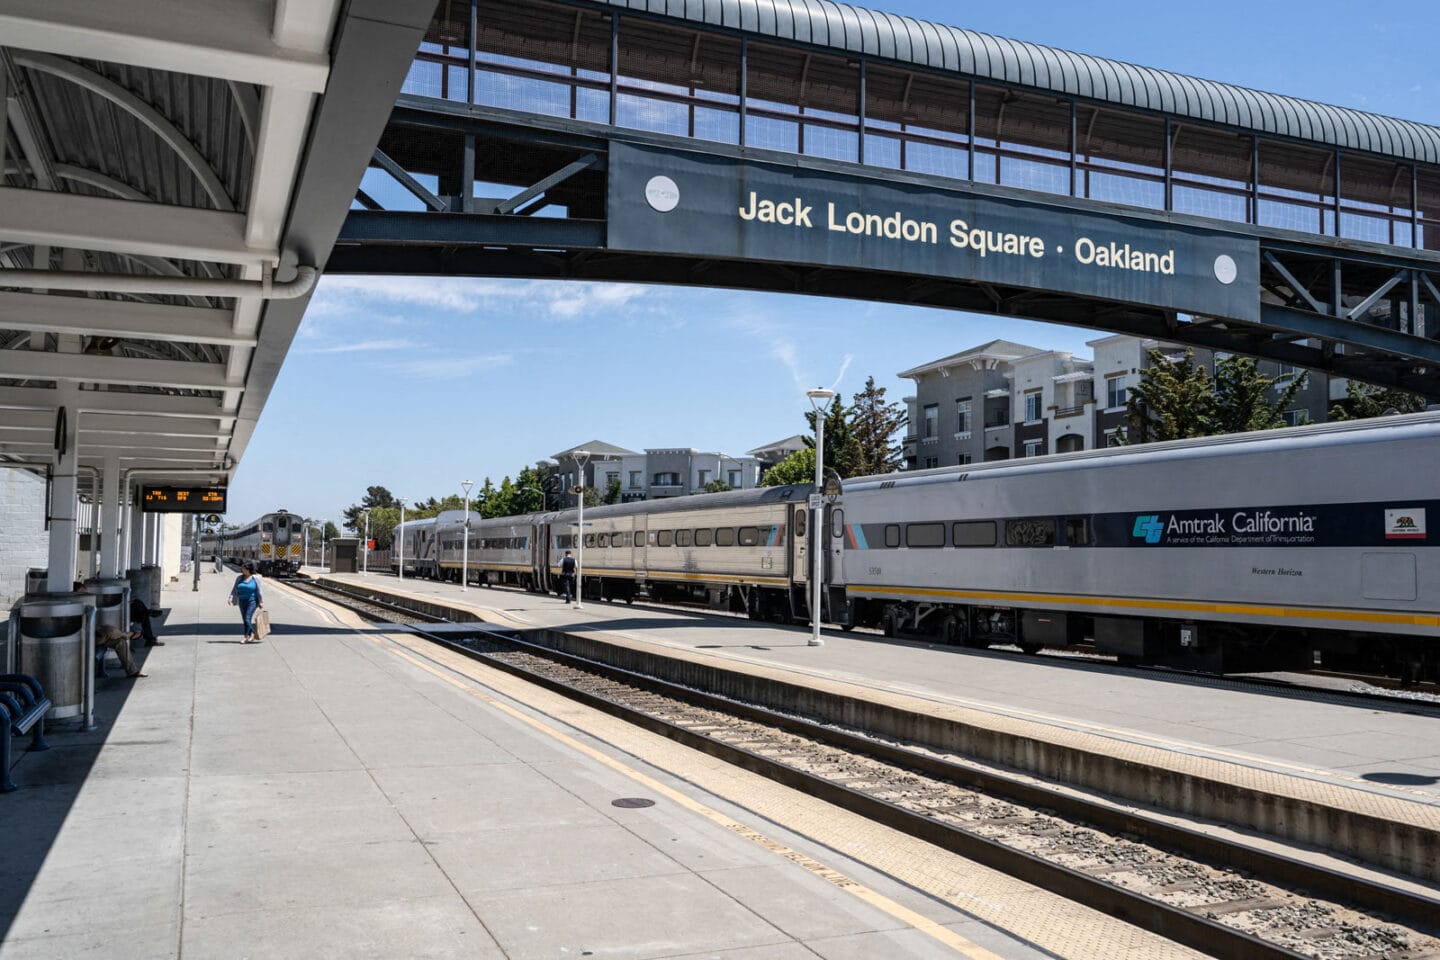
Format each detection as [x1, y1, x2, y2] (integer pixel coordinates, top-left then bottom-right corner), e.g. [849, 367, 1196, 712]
[320, 519, 328, 571]
[303, 521, 310, 568]
[397, 498, 407, 581]
[572, 449, 590, 608]
[362, 510, 371, 576]
[460, 479, 474, 591]
[806, 388, 835, 647]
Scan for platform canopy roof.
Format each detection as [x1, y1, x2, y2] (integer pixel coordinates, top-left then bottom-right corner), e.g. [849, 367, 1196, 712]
[0, 0, 432, 489]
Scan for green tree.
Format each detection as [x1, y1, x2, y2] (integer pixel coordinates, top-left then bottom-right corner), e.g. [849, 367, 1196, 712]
[1211, 356, 1308, 434]
[477, 478, 500, 518]
[848, 375, 906, 475]
[603, 478, 622, 504]
[491, 476, 518, 516]
[513, 466, 547, 514]
[1126, 348, 1216, 443]
[1328, 381, 1427, 421]
[360, 506, 400, 548]
[702, 479, 732, 493]
[760, 447, 816, 487]
[803, 395, 862, 478]
[342, 485, 397, 533]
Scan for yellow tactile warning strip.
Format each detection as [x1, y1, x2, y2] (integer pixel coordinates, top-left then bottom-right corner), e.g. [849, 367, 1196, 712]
[281, 581, 1203, 960]
[323, 577, 1440, 836]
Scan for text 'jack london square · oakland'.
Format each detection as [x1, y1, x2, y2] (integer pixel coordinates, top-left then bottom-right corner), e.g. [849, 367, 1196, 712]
[609, 143, 1260, 323]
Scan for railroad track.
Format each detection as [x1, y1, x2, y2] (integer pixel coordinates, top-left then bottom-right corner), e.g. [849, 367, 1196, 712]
[307, 573, 1440, 716]
[290, 578, 1440, 960]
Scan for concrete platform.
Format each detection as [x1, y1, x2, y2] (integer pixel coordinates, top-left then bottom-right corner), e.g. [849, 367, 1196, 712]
[325, 571, 1440, 804]
[1, 567, 1205, 959]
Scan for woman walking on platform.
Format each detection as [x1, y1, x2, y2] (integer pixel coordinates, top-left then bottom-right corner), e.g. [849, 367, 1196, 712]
[228, 562, 265, 643]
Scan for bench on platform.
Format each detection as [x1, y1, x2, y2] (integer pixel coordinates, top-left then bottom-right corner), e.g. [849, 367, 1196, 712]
[1, 674, 51, 793]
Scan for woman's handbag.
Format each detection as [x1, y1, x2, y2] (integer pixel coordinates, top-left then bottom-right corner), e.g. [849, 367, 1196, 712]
[254, 608, 271, 640]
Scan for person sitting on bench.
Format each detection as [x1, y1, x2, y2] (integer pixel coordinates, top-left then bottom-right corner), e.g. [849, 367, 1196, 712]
[95, 625, 146, 678]
[129, 598, 163, 647]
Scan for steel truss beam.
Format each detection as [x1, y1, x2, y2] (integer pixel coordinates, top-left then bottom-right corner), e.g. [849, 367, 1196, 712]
[0, 187, 269, 265]
[0, 387, 232, 419]
[0, 351, 232, 391]
[0, 0, 329, 92]
[0, 290, 252, 346]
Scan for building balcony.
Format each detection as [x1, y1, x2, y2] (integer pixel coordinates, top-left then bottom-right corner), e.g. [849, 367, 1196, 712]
[953, 430, 972, 441]
[1054, 405, 1087, 418]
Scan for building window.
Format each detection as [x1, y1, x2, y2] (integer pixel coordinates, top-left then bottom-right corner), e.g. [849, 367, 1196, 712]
[1023, 439, 1042, 458]
[1282, 409, 1309, 427]
[629, 471, 642, 489]
[1104, 427, 1126, 447]
[923, 456, 939, 469]
[923, 403, 938, 438]
[727, 469, 741, 487]
[1024, 391, 1042, 422]
[1106, 375, 1127, 409]
[697, 469, 711, 487]
[959, 453, 973, 465]
[653, 472, 681, 487]
[955, 397, 972, 433]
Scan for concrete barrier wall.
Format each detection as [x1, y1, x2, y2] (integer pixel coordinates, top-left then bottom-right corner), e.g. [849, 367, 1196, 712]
[0, 469, 50, 609]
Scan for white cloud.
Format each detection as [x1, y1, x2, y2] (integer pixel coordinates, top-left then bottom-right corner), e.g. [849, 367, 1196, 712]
[312, 275, 655, 320]
[385, 353, 514, 380]
[304, 338, 425, 354]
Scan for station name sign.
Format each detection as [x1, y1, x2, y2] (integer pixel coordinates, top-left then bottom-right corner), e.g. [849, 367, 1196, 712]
[141, 486, 227, 513]
[607, 143, 1259, 323]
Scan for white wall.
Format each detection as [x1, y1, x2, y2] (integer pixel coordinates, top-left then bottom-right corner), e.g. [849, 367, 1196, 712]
[0, 469, 51, 607]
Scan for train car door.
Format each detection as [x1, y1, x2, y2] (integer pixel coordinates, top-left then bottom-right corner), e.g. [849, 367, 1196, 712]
[531, 522, 549, 592]
[631, 521, 647, 586]
[790, 503, 808, 585]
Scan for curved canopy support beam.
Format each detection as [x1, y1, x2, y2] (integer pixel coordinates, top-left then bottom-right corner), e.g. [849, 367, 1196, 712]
[11, 50, 235, 211]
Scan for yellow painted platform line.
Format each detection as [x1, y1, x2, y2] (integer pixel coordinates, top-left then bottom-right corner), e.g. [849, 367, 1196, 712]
[378, 634, 1001, 959]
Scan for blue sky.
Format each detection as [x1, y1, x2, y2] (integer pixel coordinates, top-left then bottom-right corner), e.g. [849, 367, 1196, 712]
[228, 0, 1436, 527]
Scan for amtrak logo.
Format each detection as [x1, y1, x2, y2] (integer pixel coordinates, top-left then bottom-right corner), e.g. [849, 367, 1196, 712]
[1132, 515, 1165, 544]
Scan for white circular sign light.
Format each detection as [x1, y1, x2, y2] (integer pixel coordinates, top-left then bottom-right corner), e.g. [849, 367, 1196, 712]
[645, 175, 680, 212]
[1213, 254, 1238, 285]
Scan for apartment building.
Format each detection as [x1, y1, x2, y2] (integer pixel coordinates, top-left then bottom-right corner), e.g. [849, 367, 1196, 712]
[902, 336, 1336, 468]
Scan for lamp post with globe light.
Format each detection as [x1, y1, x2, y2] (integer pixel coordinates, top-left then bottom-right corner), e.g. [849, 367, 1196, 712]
[806, 388, 835, 647]
[572, 449, 590, 608]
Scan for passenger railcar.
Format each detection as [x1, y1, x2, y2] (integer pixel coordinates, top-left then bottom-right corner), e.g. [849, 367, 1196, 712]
[202, 510, 301, 576]
[836, 413, 1440, 677]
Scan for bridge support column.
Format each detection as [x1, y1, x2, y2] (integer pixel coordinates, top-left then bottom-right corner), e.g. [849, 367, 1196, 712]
[45, 387, 80, 593]
[98, 454, 121, 579]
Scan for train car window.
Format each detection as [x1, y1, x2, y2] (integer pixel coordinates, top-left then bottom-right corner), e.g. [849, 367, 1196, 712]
[793, 511, 807, 538]
[884, 525, 901, 548]
[1064, 517, 1091, 546]
[906, 523, 945, 548]
[1005, 518, 1056, 546]
[676, 529, 692, 547]
[952, 520, 997, 547]
[738, 526, 760, 546]
[614, 533, 626, 547]
[695, 528, 713, 546]
[830, 509, 844, 538]
[657, 530, 673, 547]
[715, 528, 735, 546]
[584, 534, 596, 548]
[262, 522, 273, 532]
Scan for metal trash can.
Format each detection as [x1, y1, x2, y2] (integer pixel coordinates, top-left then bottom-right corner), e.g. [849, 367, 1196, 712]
[14, 595, 96, 727]
[141, 564, 163, 609]
[127, 568, 154, 615]
[85, 578, 131, 637]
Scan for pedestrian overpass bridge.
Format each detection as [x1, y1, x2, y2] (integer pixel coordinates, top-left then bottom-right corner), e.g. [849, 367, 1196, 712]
[2, 0, 1440, 586]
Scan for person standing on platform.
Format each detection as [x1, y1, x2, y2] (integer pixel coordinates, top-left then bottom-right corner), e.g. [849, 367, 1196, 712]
[228, 562, 265, 643]
[559, 550, 577, 603]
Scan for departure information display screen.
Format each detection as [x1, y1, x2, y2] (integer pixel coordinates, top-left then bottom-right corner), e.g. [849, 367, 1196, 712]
[141, 486, 227, 513]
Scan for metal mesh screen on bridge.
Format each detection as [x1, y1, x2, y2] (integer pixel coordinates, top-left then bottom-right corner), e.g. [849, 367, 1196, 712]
[401, 0, 1440, 255]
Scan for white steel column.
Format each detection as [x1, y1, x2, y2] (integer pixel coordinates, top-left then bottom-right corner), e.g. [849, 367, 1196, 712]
[128, 488, 145, 571]
[46, 388, 80, 593]
[98, 454, 122, 578]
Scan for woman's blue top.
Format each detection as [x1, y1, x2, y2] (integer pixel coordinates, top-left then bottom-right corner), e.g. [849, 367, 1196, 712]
[232, 575, 263, 605]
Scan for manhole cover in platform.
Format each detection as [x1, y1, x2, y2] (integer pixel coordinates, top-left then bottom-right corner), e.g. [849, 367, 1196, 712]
[612, 797, 656, 809]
